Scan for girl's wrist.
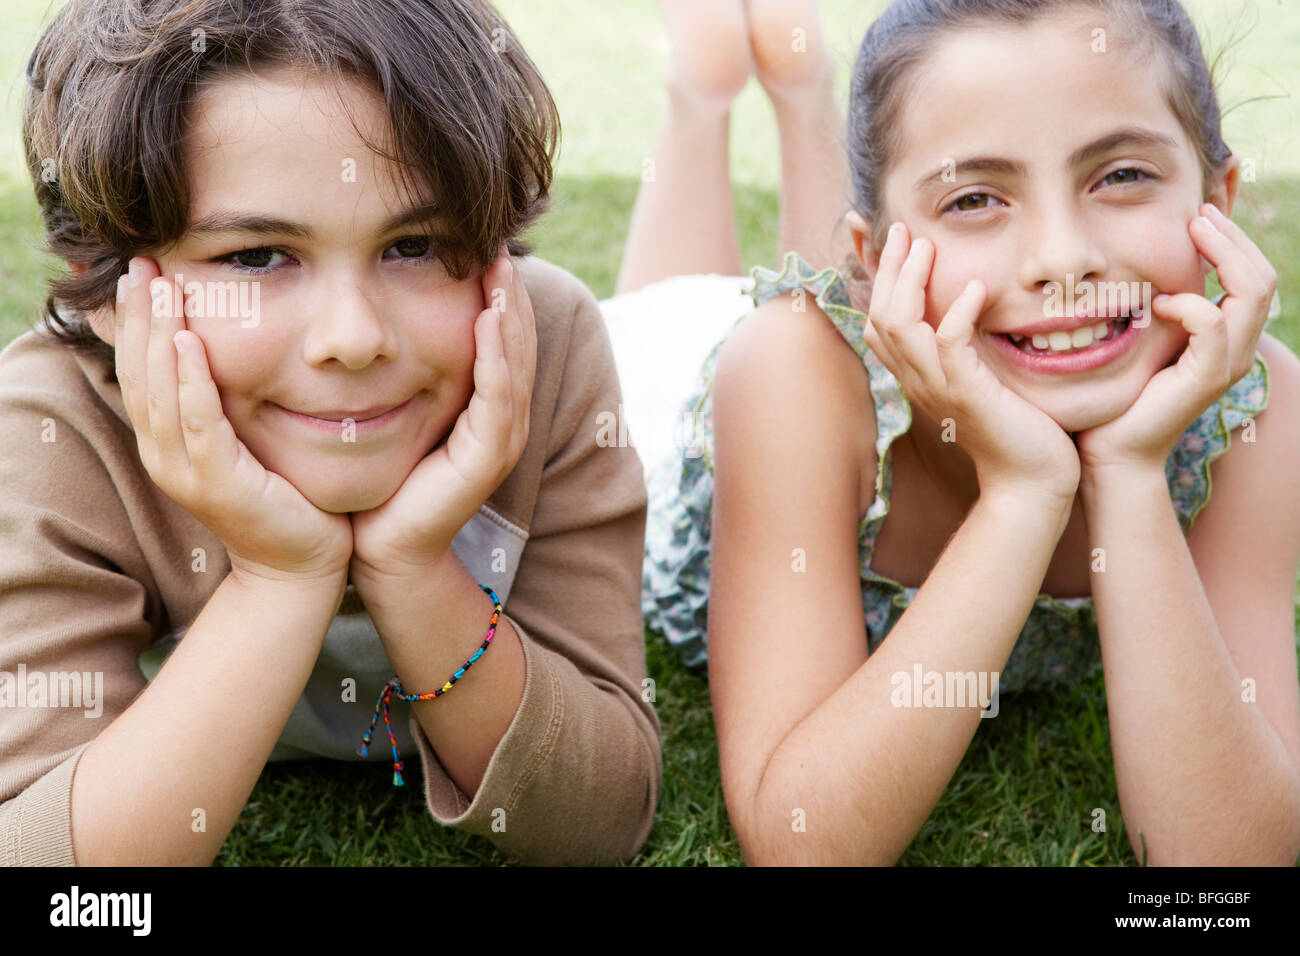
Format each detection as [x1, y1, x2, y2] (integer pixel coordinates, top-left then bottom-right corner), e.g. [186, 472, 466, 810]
[977, 481, 1077, 526]
[1079, 460, 1168, 505]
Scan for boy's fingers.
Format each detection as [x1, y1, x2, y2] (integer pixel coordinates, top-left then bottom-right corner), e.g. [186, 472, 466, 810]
[173, 330, 243, 488]
[116, 258, 157, 447]
[146, 274, 189, 474]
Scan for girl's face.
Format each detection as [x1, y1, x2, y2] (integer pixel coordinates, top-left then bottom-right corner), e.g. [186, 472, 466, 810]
[859, 12, 1236, 433]
[90, 69, 483, 514]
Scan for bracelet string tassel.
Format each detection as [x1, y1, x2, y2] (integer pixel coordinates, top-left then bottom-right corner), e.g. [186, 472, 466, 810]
[356, 585, 503, 787]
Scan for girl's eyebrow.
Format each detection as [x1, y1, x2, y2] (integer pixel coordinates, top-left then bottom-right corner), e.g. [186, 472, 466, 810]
[913, 126, 1181, 192]
[186, 202, 442, 240]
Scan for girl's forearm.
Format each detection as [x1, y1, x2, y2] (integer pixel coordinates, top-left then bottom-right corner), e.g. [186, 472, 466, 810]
[1081, 466, 1300, 865]
[748, 488, 1073, 865]
[70, 571, 346, 866]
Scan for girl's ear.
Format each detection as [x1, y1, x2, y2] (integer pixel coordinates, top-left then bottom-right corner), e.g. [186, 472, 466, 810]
[1205, 154, 1241, 221]
[68, 260, 116, 347]
[844, 210, 879, 282]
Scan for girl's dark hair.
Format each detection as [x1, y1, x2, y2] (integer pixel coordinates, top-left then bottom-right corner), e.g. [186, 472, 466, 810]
[23, 0, 560, 364]
[841, 0, 1234, 311]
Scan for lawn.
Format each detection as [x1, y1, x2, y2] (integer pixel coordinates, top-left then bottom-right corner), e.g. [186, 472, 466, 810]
[1, 0, 1297, 866]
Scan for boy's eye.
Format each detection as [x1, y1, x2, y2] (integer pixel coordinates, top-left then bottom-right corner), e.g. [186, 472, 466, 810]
[229, 247, 283, 270]
[211, 236, 439, 274]
[389, 236, 432, 259]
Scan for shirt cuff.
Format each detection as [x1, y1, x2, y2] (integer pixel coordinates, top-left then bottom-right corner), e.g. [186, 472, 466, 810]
[1, 743, 90, 867]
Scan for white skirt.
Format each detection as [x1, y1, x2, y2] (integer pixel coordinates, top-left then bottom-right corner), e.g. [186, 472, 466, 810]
[599, 273, 755, 482]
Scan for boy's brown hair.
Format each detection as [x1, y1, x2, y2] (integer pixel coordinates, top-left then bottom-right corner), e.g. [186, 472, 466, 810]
[23, 0, 560, 365]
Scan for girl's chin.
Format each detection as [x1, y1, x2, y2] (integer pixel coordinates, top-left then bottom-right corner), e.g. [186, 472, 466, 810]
[996, 378, 1145, 435]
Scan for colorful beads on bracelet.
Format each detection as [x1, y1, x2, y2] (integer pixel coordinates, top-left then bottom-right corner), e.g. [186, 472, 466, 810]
[355, 584, 503, 786]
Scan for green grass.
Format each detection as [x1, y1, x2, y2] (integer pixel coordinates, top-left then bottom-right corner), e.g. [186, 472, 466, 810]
[1, 0, 1298, 866]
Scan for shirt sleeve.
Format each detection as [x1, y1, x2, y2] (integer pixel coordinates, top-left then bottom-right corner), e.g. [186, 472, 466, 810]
[0, 394, 154, 867]
[407, 279, 662, 865]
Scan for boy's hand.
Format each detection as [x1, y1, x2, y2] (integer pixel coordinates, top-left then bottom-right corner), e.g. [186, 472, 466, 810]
[349, 251, 536, 584]
[115, 256, 354, 587]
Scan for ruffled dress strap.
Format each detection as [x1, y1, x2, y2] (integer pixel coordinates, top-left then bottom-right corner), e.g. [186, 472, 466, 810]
[1166, 358, 1271, 533]
[1164, 291, 1272, 533]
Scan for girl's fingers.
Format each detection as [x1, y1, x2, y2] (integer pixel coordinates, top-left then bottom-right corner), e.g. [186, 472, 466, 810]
[145, 274, 189, 473]
[879, 237, 946, 389]
[1151, 292, 1230, 390]
[932, 279, 988, 389]
[1202, 204, 1278, 291]
[1191, 213, 1272, 315]
[864, 221, 910, 330]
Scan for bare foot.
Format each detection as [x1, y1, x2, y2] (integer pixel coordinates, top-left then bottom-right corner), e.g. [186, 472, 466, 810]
[745, 0, 834, 102]
[657, 0, 753, 110]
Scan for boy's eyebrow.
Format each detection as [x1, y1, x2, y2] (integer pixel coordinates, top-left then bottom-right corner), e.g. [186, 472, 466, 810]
[913, 126, 1181, 192]
[186, 202, 443, 240]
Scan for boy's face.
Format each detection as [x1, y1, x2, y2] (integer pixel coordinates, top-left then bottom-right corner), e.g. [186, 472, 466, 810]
[855, 12, 1237, 434]
[86, 69, 483, 513]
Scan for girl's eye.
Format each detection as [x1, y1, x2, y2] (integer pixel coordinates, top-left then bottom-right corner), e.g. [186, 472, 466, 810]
[942, 192, 1003, 216]
[1097, 167, 1153, 188]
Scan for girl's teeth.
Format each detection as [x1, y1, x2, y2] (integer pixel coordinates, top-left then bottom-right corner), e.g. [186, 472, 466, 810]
[1014, 319, 1122, 354]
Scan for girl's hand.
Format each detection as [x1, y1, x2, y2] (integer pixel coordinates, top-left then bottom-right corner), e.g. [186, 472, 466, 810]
[863, 222, 1081, 504]
[1074, 204, 1277, 475]
[116, 257, 354, 587]
[348, 251, 536, 583]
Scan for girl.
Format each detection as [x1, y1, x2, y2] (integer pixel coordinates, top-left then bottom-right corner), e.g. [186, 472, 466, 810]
[0, 0, 659, 866]
[635, 0, 1300, 865]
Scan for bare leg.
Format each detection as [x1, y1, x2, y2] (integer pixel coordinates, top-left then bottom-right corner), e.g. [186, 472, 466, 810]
[748, 0, 854, 272]
[614, 0, 753, 295]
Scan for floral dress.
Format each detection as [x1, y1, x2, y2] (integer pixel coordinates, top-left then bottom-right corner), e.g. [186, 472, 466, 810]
[641, 251, 1275, 693]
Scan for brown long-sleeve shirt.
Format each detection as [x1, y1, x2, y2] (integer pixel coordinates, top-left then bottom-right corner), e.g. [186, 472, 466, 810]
[0, 255, 660, 866]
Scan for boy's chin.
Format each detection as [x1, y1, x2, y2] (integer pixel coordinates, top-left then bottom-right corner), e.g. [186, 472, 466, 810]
[291, 473, 403, 515]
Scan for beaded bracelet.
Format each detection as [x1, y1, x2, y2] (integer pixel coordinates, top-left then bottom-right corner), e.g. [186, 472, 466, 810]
[355, 584, 503, 786]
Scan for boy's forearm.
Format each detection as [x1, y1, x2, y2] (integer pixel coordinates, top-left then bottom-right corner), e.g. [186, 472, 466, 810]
[1082, 465, 1300, 865]
[352, 549, 526, 799]
[749, 491, 1072, 865]
[70, 570, 346, 866]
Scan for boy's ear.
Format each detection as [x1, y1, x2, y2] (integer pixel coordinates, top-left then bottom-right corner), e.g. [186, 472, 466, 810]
[68, 260, 116, 347]
[845, 210, 879, 282]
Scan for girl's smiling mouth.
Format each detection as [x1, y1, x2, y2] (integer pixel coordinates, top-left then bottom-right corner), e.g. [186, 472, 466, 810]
[988, 311, 1143, 375]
